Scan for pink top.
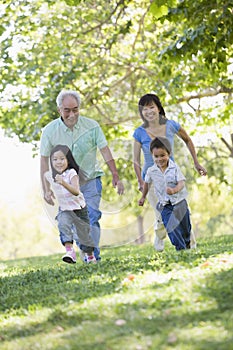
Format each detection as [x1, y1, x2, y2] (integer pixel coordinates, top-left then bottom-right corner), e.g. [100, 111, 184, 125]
[45, 169, 86, 211]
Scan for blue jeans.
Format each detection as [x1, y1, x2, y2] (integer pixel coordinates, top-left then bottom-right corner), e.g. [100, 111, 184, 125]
[158, 199, 191, 251]
[80, 177, 102, 259]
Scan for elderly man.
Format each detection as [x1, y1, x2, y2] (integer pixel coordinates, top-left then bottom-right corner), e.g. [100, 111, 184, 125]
[40, 90, 124, 260]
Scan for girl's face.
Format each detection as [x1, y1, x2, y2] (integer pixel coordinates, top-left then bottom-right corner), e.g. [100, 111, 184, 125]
[142, 101, 160, 122]
[152, 147, 169, 171]
[51, 150, 68, 174]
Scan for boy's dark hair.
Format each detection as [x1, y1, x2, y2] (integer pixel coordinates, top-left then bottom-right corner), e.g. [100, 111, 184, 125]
[50, 144, 79, 180]
[150, 137, 172, 154]
[138, 93, 167, 128]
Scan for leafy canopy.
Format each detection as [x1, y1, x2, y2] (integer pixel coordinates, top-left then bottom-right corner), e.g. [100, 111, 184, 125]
[0, 0, 232, 144]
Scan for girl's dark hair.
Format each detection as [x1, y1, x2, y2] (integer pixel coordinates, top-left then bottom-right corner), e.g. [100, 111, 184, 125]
[138, 93, 167, 128]
[50, 144, 79, 180]
[150, 137, 171, 155]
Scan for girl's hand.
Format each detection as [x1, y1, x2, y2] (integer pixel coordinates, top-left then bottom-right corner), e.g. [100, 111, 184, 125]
[55, 174, 63, 184]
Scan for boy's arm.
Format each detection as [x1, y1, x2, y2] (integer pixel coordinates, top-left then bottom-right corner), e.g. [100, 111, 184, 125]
[166, 180, 185, 195]
[138, 182, 149, 206]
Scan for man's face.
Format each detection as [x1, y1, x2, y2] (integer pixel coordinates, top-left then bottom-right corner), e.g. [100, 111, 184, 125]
[58, 96, 79, 129]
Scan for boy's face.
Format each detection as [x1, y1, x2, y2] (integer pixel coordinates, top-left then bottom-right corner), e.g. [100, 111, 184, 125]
[152, 147, 169, 170]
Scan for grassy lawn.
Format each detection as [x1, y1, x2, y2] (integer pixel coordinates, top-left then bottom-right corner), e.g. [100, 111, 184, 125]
[0, 235, 233, 350]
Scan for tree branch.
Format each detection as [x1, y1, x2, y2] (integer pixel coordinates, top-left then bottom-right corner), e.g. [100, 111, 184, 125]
[177, 87, 233, 103]
[221, 135, 233, 158]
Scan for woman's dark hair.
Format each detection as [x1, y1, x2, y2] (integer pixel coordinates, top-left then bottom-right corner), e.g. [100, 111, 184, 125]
[138, 93, 167, 128]
[150, 137, 171, 155]
[50, 144, 79, 180]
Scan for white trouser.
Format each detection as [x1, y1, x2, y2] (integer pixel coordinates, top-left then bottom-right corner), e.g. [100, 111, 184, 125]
[147, 184, 167, 240]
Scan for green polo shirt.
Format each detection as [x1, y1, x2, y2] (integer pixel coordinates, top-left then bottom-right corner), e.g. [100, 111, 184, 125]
[40, 116, 108, 182]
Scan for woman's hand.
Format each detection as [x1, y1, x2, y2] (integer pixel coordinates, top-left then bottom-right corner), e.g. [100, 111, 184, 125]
[138, 196, 145, 206]
[195, 163, 207, 176]
[138, 179, 144, 192]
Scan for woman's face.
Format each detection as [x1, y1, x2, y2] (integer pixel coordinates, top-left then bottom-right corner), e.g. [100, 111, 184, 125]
[51, 150, 68, 174]
[141, 101, 160, 122]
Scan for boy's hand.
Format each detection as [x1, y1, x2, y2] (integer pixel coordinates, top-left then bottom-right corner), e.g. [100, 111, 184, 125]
[166, 187, 174, 195]
[138, 197, 145, 206]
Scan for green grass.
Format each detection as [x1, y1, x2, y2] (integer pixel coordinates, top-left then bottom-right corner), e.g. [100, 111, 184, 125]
[0, 235, 233, 350]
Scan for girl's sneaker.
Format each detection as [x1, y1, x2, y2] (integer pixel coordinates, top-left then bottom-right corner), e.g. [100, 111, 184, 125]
[85, 254, 97, 264]
[62, 249, 77, 264]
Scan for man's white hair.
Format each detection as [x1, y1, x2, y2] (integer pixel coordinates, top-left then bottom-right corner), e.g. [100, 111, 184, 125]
[56, 90, 81, 108]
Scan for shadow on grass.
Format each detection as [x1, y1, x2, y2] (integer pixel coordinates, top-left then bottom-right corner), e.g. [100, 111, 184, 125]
[0, 235, 233, 348]
[2, 267, 233, 350]
[1, 235, 233, 313]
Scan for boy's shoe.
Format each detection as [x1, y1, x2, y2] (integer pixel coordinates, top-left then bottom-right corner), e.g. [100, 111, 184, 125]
[93, 247, 101, 261]
[78, 248, 87, 262]
[62, 250, 77, 264]
[154, 235, 164, 252]
[155, 222, 167, 240]
[85, 254, 97, 264]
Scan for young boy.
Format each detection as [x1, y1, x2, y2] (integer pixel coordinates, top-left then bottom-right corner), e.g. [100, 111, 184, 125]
[139, 136, 191, 251]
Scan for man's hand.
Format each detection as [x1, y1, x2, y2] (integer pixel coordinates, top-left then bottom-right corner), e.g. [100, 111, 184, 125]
[44, 190, 55, 206]
[116, 180, 124, 195]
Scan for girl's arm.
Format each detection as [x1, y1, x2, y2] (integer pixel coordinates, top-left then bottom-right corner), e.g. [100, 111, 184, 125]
[177, 127, 207, 176]
[166, 180, 185, 195]
[133, 140, 144, 191]
[55, 174, 80, 196]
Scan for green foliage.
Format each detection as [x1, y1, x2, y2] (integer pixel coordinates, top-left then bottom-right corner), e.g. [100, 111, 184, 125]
[0, 0, 232, 227]
[0, 236, 233, 349]
[0, 0, 232, 144]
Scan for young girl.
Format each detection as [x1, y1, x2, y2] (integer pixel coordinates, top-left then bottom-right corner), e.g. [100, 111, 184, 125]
[43, 144, 96, 264]
[139, 137, 191, 251]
